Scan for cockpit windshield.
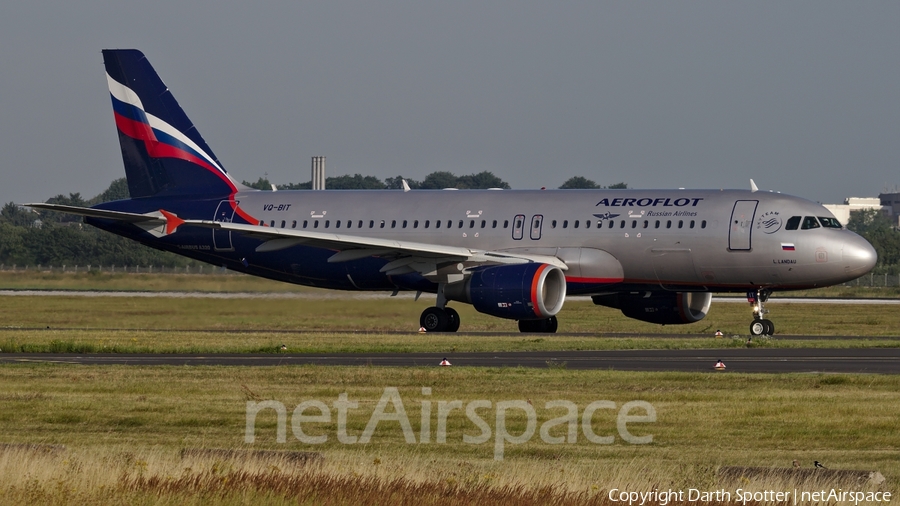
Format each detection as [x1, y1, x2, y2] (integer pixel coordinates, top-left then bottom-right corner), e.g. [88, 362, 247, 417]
[800, 216, 820, 230]
[785, 215, 843, 230]
[818, 217, 842, 229]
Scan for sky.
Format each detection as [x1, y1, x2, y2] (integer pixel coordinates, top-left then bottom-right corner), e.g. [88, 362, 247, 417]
[0, 2, 897, 207]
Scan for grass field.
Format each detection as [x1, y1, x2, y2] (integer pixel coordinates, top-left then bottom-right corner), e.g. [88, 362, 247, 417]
[2, 293, 900, 355]
[1, 273, 898, 504]
[1, 365, 898, 504]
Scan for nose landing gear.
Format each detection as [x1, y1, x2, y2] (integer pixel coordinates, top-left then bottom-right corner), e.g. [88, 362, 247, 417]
[748, 289, 775, 336]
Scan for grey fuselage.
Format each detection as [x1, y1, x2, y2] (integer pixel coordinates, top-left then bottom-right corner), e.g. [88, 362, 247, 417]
[193, 187, 876, 294]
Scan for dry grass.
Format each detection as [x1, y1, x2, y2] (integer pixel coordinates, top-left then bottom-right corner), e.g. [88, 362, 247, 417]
[0, 365, 897, 504]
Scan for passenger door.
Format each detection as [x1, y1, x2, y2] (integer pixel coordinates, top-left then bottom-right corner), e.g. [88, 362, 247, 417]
[728, 200, 758, 250]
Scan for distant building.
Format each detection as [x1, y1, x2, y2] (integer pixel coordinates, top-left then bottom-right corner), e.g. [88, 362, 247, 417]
[878, 193, 900, 226]
[822, 197, 887, 226]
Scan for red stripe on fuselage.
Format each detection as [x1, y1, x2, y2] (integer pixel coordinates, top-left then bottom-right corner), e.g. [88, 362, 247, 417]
[565, 276, 625, 284]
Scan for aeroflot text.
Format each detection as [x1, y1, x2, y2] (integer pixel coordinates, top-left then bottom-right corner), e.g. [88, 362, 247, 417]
[595, 197, 703, 207]
[245, 387, 656, 460]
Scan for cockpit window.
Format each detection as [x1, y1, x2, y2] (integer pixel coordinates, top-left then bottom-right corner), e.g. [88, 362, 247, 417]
[818, 217, 842, 229]
[800, 216, 820, 230]
[785, 216, 801, 230]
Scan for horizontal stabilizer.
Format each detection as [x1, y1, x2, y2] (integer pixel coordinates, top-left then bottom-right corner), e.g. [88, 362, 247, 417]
[24, 203, 165, 224]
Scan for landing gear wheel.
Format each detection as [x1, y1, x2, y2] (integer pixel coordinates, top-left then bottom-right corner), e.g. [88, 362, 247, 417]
[518, 316, 558, 333]
[445, 307, 460, 332]
[545, 316, 558, 333]
[749, 319, 766, 336]
[420, 307, 449, 332]
[761, 319, 774, 336]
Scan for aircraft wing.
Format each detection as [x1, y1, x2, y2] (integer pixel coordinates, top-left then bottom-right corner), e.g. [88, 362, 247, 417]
[169, 215, 568, 278]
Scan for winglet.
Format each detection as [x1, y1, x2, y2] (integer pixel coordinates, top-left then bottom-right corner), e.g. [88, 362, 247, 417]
[159, 209, 185, 235]
[402, 179, 411, 192]
[750, 179, 759, 192]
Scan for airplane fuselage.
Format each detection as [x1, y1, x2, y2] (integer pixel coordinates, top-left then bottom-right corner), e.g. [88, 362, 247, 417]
[93, 187, 875, 296]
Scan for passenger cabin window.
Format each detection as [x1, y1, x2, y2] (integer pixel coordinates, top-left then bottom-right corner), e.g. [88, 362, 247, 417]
[785, 216, 801, 230]
[574, 220, 579, 229]
[402, 220, 408, 228]
[325, 220, 330, 228]
[458, 220, 464, 228]
[270, 220, 275, 227]
[818, 217, 842, 229]
[801, 216, 820, 230]
[303, 220, 308, 228]
[503, 220, 509, 228]
[335, 220, 340, 229]
[701, 220, 707, 228]
[280, 220, 286, 228]
[563, 220, 568, 228]
[291, 220, 297, 228]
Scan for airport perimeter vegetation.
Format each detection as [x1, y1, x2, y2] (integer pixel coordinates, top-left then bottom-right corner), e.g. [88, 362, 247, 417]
[1, 271, 899, 504]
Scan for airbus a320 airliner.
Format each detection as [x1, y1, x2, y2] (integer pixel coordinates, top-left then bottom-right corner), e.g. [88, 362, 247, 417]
[28, 49, 877, 335]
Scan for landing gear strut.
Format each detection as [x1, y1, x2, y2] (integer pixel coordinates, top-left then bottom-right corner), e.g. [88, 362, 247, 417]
[419, 284, 460, 332]
[748, 289, 775, 336]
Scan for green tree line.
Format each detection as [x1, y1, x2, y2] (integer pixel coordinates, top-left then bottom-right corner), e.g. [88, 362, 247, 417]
[242, 172, 627, 191]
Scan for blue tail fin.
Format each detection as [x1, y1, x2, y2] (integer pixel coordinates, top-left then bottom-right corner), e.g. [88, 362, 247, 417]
[102, 49, 243, 199]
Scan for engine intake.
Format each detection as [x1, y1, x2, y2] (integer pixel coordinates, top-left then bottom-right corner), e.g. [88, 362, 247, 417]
[592, 291, 711, 325]
[445, 263, 566, 320]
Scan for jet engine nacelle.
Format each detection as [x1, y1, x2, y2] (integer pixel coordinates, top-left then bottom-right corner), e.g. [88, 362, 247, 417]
[592, 291, 712, 325]
[445, 263, 567, 320]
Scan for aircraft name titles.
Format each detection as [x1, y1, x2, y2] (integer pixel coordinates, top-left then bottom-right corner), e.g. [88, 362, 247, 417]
[646, 210, 698, 217]
[595, 197, 703, 208]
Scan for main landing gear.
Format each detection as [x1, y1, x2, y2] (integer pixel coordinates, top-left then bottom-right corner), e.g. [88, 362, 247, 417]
[419, 284, 460, 332]
[748, 288, 775, 336]
[417, 284, 559, 333]
[420, 306, 460, 332]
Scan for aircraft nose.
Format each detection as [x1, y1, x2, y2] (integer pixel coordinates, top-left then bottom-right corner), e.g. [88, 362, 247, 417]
[843, 234, 877, 276]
